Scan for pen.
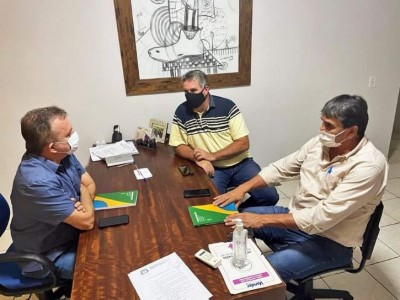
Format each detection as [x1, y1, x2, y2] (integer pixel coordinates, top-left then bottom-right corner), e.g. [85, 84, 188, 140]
[326, 166, 333, 176]
[134, 164, 147, 182]
[117, 162, 133, 168]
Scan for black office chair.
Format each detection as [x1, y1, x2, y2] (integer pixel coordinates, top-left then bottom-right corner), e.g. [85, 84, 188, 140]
[267, 202, 384, 300]
[0, 193, 72, 300]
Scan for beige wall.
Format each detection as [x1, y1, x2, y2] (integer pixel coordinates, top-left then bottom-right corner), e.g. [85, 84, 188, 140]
[1, 0, 400, 201]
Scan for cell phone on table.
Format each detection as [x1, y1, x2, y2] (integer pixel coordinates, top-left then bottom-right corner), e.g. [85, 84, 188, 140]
[98, 214, 129, 228]
[179, 165, 194, 176]
[183, 188, 211, 198]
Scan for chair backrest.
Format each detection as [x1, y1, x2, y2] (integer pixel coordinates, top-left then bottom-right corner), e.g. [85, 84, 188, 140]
[0, 193, 71, 298]
[0, 194, 10, 237]
[348, 201, 384, 273]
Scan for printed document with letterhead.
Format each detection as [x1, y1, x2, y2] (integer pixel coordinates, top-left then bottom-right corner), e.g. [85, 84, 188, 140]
[128, 252, 212, 300]
[89, 140, 138, 161]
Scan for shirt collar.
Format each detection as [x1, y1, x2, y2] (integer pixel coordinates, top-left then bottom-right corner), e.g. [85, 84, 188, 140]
[344, 136, 369, 158]
[24, 153, 62, 173]
[209, 94, 215, 108]
[200, 94, 215, 116]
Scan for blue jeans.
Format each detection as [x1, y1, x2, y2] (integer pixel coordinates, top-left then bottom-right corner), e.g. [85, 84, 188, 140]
[243, 206, 353, 282]
[53, 246, 77, 280]
[212, 158, 279, 207]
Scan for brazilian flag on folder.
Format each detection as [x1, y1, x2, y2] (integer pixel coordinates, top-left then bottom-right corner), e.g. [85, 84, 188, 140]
[94, 190, 138, 210]
[188, 203, 237, 226]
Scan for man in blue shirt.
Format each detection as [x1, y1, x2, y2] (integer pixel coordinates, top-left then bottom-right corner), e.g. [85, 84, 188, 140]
[11, 106, 96, 280]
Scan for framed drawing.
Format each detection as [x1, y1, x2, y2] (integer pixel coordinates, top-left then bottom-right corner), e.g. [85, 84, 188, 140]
[113, 0, 253, 96]
[149, 119, 168, 143]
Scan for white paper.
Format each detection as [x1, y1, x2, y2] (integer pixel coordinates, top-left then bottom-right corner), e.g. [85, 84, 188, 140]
[133, 168, 152, 180]
[89, 140, 139, 161]
[128, 252, 212, 300]
[209, 240, 282, 295]
[89, 144, 107, 161]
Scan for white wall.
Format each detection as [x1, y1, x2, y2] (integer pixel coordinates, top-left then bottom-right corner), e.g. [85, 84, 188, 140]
[392, 92, 400, 133]
[1, 0, 400, 201]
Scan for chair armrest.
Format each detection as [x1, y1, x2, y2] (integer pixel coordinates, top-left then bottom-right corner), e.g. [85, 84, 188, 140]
[0, 251, 59, 283]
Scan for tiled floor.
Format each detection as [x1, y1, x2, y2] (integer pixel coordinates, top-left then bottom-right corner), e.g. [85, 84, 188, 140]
[2, 136, 400, 300]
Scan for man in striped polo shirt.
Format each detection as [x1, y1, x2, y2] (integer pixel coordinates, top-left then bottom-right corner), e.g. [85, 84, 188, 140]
[169, 70, 278, 209]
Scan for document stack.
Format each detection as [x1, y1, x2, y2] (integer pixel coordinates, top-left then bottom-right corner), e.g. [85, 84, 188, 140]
[89, 140, 139, 167]
[104, 154, 134, 167]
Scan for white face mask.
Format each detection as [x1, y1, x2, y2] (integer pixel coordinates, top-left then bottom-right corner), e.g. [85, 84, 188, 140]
[67, 131, 79, 154]
[318, 129, 347, 148]
[54, 131, 79, 154]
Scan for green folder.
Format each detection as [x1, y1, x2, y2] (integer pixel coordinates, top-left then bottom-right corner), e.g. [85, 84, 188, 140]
[188, 203, 238, 227]
[93, 190, 138, 210]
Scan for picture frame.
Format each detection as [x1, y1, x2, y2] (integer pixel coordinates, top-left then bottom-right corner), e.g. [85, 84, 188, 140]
[149, 119, 168, 143]
[113, 0, 253, 96]
[135, 126, 153, 141]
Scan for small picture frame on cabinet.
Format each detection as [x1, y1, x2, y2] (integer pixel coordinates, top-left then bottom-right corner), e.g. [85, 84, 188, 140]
[149, 119, 168, 143]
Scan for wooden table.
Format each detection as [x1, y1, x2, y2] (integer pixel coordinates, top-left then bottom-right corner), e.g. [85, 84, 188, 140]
[71, 144, 286, 299]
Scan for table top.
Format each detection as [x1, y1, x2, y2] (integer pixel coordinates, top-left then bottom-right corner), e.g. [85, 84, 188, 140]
[71, 144, 286, 299]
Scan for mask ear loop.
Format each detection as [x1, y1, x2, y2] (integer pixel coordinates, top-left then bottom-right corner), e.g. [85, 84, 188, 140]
[346, 126, 358, 139]
[50, 139, 75, 154]
[337, 127, 350, 140]
[334, 127, 354, 146]
[203, 85, 209, 98]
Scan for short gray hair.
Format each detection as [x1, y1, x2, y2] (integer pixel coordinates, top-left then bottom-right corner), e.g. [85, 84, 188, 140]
[321, 95, 368, 137]
[182, 70, 208, 89]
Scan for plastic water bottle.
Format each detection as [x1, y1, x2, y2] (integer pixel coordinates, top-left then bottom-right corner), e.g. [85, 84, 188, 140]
[232, 218, 248, 268]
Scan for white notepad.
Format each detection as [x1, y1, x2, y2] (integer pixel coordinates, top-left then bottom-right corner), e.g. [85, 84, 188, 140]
[105, 154, 134, 167]
[133, 168, 152, 180]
